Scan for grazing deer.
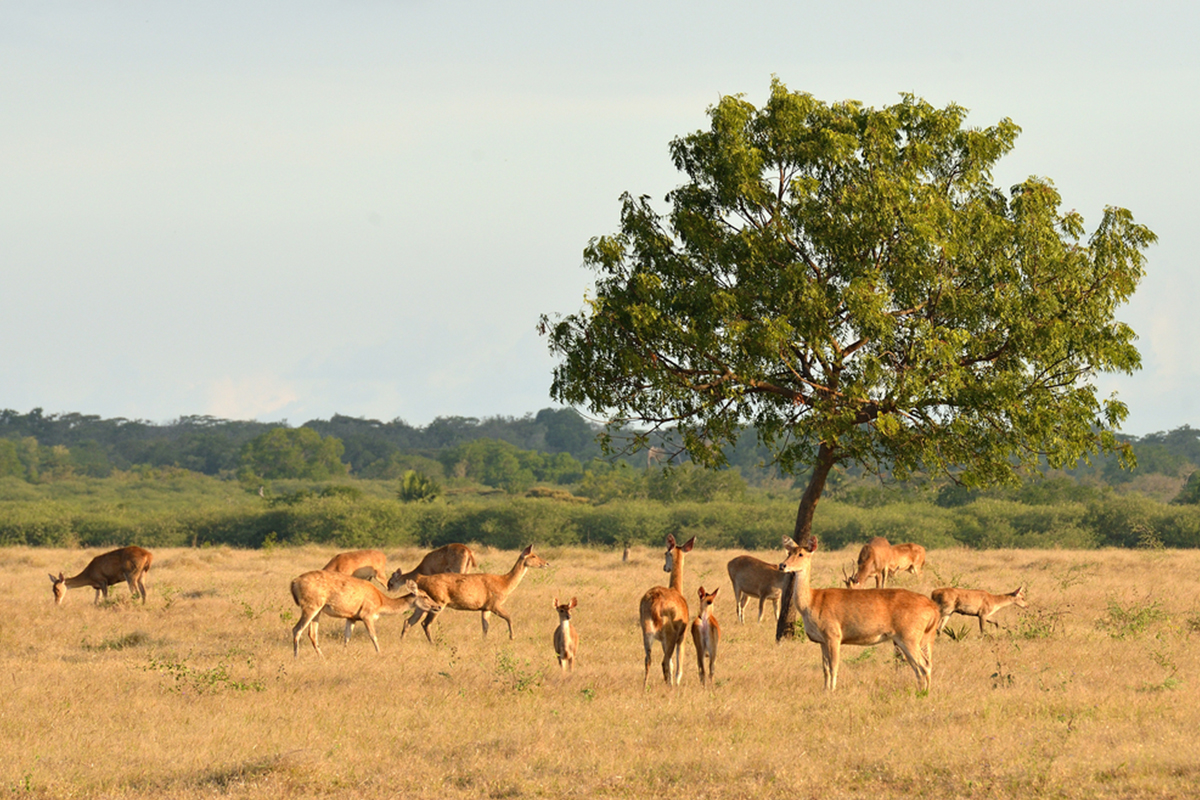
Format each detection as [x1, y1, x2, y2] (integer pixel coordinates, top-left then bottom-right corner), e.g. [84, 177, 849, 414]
[50, 546, 153, 605]
[726, 536, 805, 623]
[639, 534, 695, 687]
[323, 549, 388, 583]
[844, 537, 926, 589]
[405, 545, 548, 641]
[931, 585, 1027, 634]
[690, 586, 720, 686]
[779, 535, 939, 691]
[385, 543, 477, 592]
[290, 571, 441, 657]
[552, 597, 579, 672]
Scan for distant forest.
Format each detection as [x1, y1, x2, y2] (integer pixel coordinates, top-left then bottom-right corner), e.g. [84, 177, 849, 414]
[3, 406, 1200, 500]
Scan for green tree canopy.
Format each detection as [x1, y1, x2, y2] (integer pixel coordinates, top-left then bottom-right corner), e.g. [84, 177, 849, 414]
[542, 80, 1155, 551]
[238, 427, 348, 481]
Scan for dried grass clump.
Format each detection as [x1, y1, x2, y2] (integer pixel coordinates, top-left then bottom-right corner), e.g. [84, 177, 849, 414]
[5, 544, 1200, 798]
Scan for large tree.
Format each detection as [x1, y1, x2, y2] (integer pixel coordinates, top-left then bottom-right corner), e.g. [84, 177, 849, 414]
[540, 80, 1155, 633]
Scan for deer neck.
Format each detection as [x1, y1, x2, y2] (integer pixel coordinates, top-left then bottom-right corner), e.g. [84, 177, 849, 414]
[65, 573, 94, 589]
[791, 562, 815, 613]
[498, 555, 530, 594]
[668, 550, 685, 594]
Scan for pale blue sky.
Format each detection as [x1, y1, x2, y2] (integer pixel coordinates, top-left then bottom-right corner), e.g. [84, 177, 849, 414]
[2, 2, 1196, 435]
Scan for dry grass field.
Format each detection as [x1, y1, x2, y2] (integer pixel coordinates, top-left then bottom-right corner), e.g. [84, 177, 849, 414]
[6, 542, 1200, 799]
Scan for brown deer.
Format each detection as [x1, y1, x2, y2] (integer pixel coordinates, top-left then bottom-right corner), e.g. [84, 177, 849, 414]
[779, 535, 939, 691]
[844, 537, 926, 589]
[726, 536, 805, 623]
[322, 549, 388, 583]
[552, 597, 579, 672]
[385, 543, 477, 592]
[50, 546, 152, 605]
[931, 585, 1027, 634]
[690, 586, 720, 686]
[405, 545, 548, 641]
[290, 571, 442, 657]
[639, 534, 695, 687]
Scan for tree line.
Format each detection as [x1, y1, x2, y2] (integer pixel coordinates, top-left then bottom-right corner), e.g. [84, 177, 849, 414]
[4, 407, 1200, 504]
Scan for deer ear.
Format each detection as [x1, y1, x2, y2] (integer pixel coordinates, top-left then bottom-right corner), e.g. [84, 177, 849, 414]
[806, 536, 819, 553]
[697, 586, 706, 598]
[405, 579, 419, 594]
[666, 534, 677, 548]
[681, 536, 695, 552]
[521, 545, 533, 557]
[710, 587, 719, 599]
[569, 597, 577, 609]
[782, 535, 798, 549]
[49, 574, 57, 584]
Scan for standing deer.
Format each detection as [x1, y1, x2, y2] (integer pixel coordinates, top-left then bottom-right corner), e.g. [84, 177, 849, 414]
[552, 597, 579, 672]
[405, 545, 548, 641]
[931, 585, 1027, 634]
[323, 549, 388, 583]
[385, 543, 477, 591]
[290, 571, 441, 657]
[844, 537, 926, 588]
[726, 536, 805, 623]
[690, 586, 720, 686]
[779, 535, 939, 691]
[50, 546, 153, 605]
[639, 534, 695, 687]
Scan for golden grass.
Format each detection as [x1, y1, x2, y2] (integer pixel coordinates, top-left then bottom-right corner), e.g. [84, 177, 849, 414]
[7, 543, 1200, 798]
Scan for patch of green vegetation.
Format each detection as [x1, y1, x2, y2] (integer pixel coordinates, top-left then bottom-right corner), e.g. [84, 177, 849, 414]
[1098, 598, 1169, 639]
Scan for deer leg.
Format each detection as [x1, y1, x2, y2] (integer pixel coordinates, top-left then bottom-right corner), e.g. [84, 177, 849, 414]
[661, 632, 677, 685]
[757, 596, 767, 624]
[642, 631, 655, 688]
[672, 622, 687, 685]
[402, 608, 424, 639]
[363, 618, 381, 653]
[292, 610, 317, 658]
[343, 620, 355, 646]
[137, 572, 148, 604]
[734, 592, 745, 624]
[492, 606, 514, 640]
[823, 641, 840, 691]
[420, 609, 440, 643]
[480, 610, 491, 638]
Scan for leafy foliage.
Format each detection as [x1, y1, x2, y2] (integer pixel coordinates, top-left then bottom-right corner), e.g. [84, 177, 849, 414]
[398, 469, 441, 503]
[543, 80, 1156, 539]
[238, 428, 349, 482]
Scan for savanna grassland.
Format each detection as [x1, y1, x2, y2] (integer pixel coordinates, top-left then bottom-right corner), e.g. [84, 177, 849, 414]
[6, 544, 1200, 799]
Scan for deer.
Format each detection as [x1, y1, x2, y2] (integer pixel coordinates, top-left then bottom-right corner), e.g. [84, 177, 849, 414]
[690, 586, 720, 686]
[404, 545, 548, 642]
[844, 537, 926, 589]
[50, 546, 152, 605]
[552, 597, 579, 672]
[385, 543, 477, 592]
[639, 534, 695, 687]
[779, 535, 939, 691]
[290, 570, 442, 657]
[322, 549, 388, 583]
[726, 536, 806, 623]
[931, 585, 1027, 635]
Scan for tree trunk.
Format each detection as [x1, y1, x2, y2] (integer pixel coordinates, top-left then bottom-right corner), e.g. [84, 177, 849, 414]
[776, 442, 837, 641]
